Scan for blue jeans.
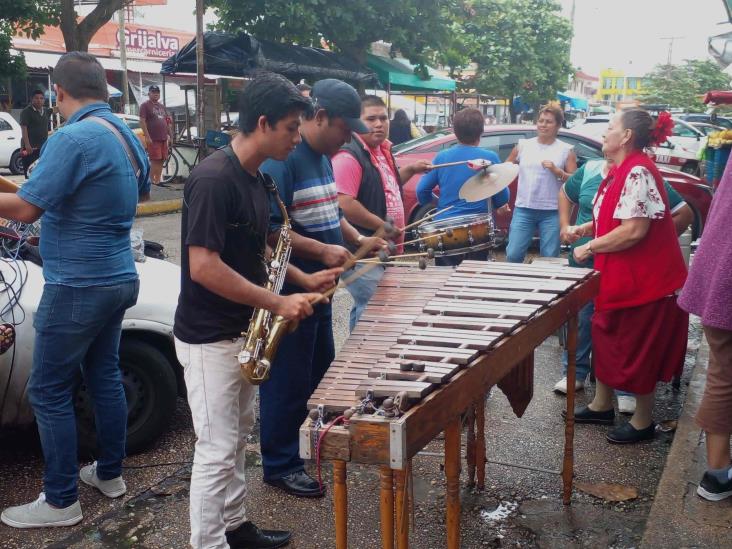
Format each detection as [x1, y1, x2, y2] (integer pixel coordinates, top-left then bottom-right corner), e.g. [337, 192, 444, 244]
[259, 302, 334, 480]
[345, 264, 385, 331]
[506, 207, 560, 263]
[28, 280, 139, 508]
[562, 301, 593, 381]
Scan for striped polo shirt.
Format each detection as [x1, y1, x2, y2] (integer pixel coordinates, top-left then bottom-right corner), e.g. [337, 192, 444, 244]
[262, 138, 344, 275]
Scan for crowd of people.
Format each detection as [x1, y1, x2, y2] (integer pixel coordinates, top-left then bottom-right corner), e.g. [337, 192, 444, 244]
[0, 56, 729, 549]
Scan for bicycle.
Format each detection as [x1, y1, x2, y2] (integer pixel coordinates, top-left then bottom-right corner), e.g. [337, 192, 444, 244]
[160, 137, 206, 184]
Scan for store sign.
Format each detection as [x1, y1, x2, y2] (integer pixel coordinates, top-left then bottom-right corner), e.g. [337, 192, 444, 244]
[118, 28, 180, 59]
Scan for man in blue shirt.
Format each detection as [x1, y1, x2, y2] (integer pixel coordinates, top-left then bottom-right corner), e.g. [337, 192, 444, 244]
[416, 107, 510, 266]
[0, 52, 150, 529]
[260, 79, 379, 498]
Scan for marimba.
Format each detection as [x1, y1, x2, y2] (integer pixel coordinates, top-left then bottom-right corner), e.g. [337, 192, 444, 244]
[300, 261, 599, 548]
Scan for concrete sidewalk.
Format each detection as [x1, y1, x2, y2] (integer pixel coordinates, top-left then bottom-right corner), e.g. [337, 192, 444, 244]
[641, 333, 732, 547]
[136, 180, 185, 217]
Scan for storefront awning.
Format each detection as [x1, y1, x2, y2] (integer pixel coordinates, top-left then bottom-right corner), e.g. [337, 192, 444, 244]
[366, 54, 455, 92]
[161, 32, 378, 86]
[22, 50, 162, 74]
[557, 91, 589, 111]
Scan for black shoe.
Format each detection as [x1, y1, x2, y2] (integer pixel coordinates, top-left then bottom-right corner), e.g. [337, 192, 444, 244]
[606, 421, 655, 444]
[697, 471, 732, 501]
[562, 405, 615, 425]
[225, 521, 291, 549]
[264, 470, 325, 498]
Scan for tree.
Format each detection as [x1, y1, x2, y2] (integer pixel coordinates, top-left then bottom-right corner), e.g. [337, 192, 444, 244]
[59, 0, 133, 52]
[450, 0, 573, 121]
[207, 0, 461, 74]
[0, 0, 58, 80]
[641, 60, 731, 112]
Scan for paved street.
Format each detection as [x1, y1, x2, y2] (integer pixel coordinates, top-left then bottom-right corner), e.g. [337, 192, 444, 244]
[0, 209, 715, 548]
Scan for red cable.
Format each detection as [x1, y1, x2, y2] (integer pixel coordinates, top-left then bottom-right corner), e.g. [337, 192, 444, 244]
[315, 415, 346, 491]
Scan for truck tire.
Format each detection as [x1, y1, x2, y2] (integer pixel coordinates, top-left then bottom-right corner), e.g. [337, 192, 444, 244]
[75, 337, 178, 456]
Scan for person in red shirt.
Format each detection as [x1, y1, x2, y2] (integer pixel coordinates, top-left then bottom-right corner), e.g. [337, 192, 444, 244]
[569, 109, 688, 444]
[139, 85, 172, 186]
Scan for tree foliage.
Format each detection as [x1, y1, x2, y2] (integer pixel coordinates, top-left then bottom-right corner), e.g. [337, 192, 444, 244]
[207, 0, 463, 72]
[453, 0, 573, 119]
[58, 0, 133, 52]
[641, 60, 732, 112]
[0, 0, 58, 80]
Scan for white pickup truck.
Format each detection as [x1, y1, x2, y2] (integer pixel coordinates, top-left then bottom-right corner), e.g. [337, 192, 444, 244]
[0, 255, 183, 454]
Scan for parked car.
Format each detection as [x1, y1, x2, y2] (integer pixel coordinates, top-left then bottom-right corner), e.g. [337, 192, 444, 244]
[688, 122, 725, 136]
[678, 113, 732, 130]
[0, 112, 24, 175]
[650, 118, 708, 176]
[569, 117, 708, 177]
[0, 254, 183, 454]
[115, 113, 146, 145]
[393, 125, 713, 241]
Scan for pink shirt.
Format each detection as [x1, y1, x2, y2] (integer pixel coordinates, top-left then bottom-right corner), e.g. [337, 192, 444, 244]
[333, 138, 405, 249]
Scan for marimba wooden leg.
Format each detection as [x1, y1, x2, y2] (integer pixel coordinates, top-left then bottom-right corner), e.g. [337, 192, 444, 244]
[445, 418, 461, 549]
[466, 405, 476, 487]
[334, 460, 348, 549]
[394, 468, 409, 549]
[562, 314, 578, 505]
[476, 394, 486, 490]
[380, 466, 395, 549]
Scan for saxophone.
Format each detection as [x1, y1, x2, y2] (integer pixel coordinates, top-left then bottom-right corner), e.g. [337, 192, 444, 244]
[238, 175, 294, 385]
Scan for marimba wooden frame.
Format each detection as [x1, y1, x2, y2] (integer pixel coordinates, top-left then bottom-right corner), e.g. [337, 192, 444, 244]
[300, 271, 599, 549]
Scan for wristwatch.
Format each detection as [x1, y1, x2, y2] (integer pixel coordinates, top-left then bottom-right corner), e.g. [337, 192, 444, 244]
[356, 234, 365, 244]
[587, 241, 594, 255]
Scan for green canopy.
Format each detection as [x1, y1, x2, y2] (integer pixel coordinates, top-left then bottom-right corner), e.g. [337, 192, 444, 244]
[367, 54, 456, 92]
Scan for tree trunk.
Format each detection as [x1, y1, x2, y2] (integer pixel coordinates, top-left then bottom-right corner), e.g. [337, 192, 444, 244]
[340, 43, 370, 94]
[60, 0, 130, 52]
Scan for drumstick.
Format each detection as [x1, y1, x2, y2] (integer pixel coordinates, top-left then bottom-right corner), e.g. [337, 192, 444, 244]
[401, 232, 447, 248]
[400, 205, 454, 233]
[430, 159, 493, 170]
[356, 251, 431, 264]
[0, 175, 20, 194]
[311, 260, 384, 304]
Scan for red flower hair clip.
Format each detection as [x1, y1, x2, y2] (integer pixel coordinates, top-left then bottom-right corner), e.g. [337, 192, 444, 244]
[650, 111, 674, 146]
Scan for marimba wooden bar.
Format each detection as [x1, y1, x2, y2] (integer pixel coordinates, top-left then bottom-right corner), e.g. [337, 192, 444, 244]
[300, 261, 600, 548]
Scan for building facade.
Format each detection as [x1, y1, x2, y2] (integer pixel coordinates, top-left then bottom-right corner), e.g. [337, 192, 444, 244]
[595, 68, 645, 105]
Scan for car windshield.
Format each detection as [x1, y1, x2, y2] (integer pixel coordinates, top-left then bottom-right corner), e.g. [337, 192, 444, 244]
[392, 129, 453, 154]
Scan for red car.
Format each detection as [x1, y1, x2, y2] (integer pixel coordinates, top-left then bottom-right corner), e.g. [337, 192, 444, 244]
[393, 125, 713, 241]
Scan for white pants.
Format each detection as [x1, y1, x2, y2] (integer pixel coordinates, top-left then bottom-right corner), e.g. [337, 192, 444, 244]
[175, 337, 256, 549]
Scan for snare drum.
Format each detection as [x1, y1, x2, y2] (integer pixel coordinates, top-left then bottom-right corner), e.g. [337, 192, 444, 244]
[417, 213, 495, 256]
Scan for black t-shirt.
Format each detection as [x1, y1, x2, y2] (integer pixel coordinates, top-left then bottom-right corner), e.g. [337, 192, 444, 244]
[174, 147, 270, 344]
[20, 105, 52, 148]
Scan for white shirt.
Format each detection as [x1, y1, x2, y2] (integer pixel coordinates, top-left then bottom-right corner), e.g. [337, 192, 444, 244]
[515, 137, 573, 210]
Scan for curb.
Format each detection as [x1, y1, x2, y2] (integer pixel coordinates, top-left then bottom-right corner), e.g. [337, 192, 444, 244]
[640, 333, 732, 547]
[136, 198, 183, 217]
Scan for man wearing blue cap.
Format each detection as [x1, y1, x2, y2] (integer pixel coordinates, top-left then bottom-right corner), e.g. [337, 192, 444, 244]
[260, 79, 385, 497]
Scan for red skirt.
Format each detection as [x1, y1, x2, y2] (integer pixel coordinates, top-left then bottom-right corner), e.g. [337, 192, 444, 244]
[592, 296, 689, 394]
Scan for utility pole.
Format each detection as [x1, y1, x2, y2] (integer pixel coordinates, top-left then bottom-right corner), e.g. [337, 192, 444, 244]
[660, 36, 685, 66]
[196, 0, 205, 141]
[117, 8, 129, 114]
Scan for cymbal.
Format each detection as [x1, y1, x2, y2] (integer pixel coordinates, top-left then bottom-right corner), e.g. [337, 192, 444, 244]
[459, 162, 518, 202]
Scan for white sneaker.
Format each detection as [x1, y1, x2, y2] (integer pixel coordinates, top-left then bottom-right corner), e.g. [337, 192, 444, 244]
[553, 376, 585, 395]
[617, 395, 636, 415]
[80, 462, 126, 498]
[1, 493, 82, 528]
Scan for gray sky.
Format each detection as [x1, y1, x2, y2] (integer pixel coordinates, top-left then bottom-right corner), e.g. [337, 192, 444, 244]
[559, 0, 731, 75]
[133, 0, 732, 78]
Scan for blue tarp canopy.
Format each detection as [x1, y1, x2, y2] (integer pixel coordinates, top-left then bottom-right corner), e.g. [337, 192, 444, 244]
[557, 91, 588, 111]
